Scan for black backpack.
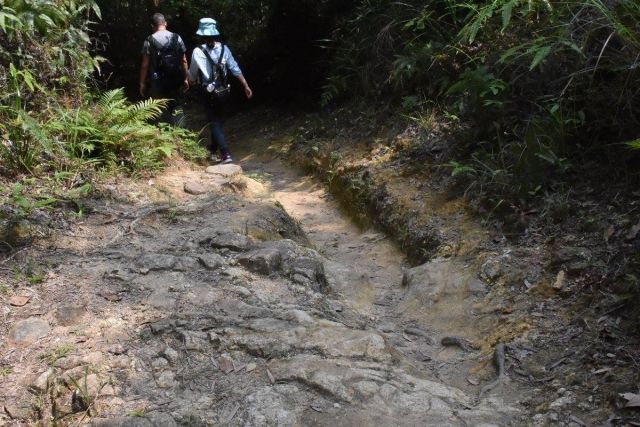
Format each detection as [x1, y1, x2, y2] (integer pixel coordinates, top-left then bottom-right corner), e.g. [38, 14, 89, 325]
[148, 33, 182, 85]
[200, 44, 231, 103]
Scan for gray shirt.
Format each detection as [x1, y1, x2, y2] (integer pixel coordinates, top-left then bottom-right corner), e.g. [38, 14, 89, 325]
[141, 30, 186, 55]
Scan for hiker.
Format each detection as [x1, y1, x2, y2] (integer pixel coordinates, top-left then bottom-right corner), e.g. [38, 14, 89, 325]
[188, 17, 253, 164]
[139, 13, 189, 124]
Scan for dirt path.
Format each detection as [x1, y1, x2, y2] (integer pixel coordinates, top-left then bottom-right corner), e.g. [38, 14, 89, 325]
[231, 116, 525, 396]
[0, 112, 533, 426]
[1, 159, 518, 426]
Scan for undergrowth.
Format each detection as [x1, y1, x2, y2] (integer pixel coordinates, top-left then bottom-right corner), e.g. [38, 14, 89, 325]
[319, 0, 640, 209]
[0, 0, 206, 237]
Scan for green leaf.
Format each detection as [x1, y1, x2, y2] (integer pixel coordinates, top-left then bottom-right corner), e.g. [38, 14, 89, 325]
[529, 45, 551, 70]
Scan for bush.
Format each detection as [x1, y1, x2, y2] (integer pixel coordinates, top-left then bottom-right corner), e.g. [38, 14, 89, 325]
[320, 0, 640, 204]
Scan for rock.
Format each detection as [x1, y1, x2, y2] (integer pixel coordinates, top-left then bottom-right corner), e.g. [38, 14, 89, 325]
[404, 327, 432, 343]
[402, 258, 479, 305]
[230, 320, 390, 361]
[198, 253, 225, 270]
[176, 330, 208, 351]
[163, 347, 179, 364]
[286, 256, 327, 288]
[146, 290, 177, 310]
[377, 323, 395, 333]
[55, 304, 85, 326]
[266, 356, 515, 424]
[244, 385, 302, 426]
[466, 278, 488, 295]
[285, 309, 314, 325]
[31, 368, 54, 392]
[90, 413, 177, 427]
[137, 254, 198, 272]
[201, 231, 250, 251]
[237, 248, 282, 275]
[208, 331, 222, 347]
[206, 164, 243, 177]
[9, 295, 30, 307]
[136, 254, 177, 271]
[3, 404, 31, 420]
[9, 317, 50, 343]
[549, 391, 576, 409]
[108, 344, 127, 355]
[174, 256, 200, 271]
[183, 181, 208, 195]
[479, 257, 503, 282]
[552, 246, 592, 272]
[149, 319, 174, 335]
[156, 371, 177, 389]
[152, 358, 169, 370]
[246, 363, 257, 372]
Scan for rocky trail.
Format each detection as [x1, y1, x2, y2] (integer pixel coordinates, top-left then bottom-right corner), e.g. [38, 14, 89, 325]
[2, 111, 630, 427]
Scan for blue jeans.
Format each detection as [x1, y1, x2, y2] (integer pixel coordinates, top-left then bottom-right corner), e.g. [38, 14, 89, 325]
[204, 102, 229, 157]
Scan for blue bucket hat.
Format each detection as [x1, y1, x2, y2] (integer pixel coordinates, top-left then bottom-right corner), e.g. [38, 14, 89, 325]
[196, 18, 220, 37]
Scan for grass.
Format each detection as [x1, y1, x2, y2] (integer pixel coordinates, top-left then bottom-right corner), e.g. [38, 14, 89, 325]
[127, 408, 146, 417]
[245, 171, 273, 184]
[46, 344, 74, 366]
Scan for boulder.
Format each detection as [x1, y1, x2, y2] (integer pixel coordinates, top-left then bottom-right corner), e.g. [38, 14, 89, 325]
[205, 164, 243, 177]
[9, 318, 50, 343]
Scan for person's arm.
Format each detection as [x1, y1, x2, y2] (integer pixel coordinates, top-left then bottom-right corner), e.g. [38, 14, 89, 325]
[236, 74, 253, 99]
[181, 53, 189, 92]
[178, 37, 190, 92]
[139, 54, 149, 97]
[225, 47, 252, 99]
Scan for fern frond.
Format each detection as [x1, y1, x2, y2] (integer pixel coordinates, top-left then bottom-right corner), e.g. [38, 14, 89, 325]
[124, 98, 169, 123]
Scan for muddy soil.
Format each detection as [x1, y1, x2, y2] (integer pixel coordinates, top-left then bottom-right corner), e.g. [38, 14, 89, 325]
[0, 108, 638, 426]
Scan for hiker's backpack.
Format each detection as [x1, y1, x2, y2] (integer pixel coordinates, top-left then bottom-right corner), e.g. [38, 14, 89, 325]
[200, 44, 231, 103]
[148, 33, 183, 85]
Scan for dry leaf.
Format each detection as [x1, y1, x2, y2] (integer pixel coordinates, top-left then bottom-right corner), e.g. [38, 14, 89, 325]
[604, 225, 616, 242]
[9, 296, 31, 307]
[266, 368, 275, 384]
[553, 271, 567, 290]
[621, 392, 640, 408]
[218, 355, 234, 374]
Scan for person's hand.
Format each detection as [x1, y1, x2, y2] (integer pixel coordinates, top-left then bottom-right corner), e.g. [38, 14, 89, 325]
[139, 82, 146, 98]
[182, 79, 190, 93]
[244, 86, 253, 99]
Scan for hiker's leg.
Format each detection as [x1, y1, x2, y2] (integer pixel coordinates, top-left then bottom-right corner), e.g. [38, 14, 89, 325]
[150, 82, 177, 125]
[206, 104, 229, 157]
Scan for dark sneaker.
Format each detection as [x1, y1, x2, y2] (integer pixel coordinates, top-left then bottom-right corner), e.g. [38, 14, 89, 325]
[221, 155, 233, 164]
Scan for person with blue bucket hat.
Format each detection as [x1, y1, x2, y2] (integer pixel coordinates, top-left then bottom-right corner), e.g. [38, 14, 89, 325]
[188, 18, 253, 164]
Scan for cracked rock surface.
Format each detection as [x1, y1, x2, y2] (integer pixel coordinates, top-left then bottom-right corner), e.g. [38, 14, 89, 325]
[0, 163, 518, 426]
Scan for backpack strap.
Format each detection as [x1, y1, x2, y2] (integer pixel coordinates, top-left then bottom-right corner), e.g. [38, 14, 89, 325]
[200, 44, 227, 83]
[148, 33, 179, 53]
[147, 33, 180, 77]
